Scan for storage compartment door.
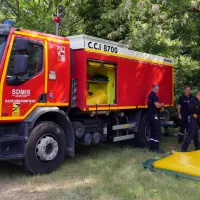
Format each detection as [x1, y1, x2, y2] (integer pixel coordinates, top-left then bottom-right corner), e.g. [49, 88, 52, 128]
[86, 61, 116, 105]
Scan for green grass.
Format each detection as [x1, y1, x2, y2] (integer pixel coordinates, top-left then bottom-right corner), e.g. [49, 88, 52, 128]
[0, 135, 200, 200]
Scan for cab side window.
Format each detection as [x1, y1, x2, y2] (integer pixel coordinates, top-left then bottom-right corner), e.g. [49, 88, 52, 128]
[7, 40, 43, 78]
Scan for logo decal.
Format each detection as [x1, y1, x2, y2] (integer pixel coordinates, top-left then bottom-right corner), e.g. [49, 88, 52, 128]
[12, 103, 20, 116]
[12, 89, 31, 97]
[57, 46, 65, 62]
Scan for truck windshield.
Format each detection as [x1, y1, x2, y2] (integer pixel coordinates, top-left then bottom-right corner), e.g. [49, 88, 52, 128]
[0, 36, 7, 63]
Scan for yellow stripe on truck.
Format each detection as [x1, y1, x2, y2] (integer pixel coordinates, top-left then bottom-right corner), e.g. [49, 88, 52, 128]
[0, 103, 69, 121]
[85, 48, 174, 67]
[88, 106, 137, 111]
[14, 31, 70, 44]
[0, 35, 15, 116]
[44, 40, 48, 93]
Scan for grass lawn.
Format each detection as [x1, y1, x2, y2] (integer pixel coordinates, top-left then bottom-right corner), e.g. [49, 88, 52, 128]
[0, 135, 200, 200]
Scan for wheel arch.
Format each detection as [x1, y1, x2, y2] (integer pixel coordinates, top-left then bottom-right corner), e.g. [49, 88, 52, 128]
[127, 109, 146, 132]
[25, 107, 75, 157]
[126, 109, 149, 147]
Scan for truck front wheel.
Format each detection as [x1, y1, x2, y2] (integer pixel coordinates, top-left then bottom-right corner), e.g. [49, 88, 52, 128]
[23, 121, 66, 174]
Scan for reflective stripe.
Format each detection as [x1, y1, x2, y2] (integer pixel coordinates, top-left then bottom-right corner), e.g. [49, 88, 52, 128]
[179, 132, 184, 136]
[149, 138, 159, 143]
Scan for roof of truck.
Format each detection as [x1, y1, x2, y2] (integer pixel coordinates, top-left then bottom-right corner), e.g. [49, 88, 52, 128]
[13, 28, 70, 44]
[67, 34, 173, 66]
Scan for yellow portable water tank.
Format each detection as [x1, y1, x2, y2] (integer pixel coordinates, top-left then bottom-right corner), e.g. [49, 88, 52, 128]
[153, 150, 200, 177]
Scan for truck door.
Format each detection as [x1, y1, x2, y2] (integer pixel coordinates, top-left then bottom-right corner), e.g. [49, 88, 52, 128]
[0, 34, 46, 120]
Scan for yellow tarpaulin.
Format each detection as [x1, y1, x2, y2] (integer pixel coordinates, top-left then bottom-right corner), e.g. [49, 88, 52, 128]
[87, 90, 108, 105]
[153, 150, 200, 177]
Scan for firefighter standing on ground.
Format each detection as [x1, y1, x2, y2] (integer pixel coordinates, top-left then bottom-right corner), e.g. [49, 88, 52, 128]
[177, 86, 193, 144]
[147, 84, 165, 153]
[181, 91, 200, 152]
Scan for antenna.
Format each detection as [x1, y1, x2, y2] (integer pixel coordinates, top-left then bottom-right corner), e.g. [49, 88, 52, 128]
[53, 5, 63, 36]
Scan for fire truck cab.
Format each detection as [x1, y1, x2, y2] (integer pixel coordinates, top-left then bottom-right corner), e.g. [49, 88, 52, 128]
[0, 24, 173, 174]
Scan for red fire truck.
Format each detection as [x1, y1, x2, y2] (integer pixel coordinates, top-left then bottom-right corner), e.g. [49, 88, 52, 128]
[0, 23, 174, 174]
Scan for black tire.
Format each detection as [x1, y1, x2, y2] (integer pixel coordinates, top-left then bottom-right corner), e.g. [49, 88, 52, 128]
[23, 121, 66, 174]
[72, 121, 84, 139]
[134, 113, 150, 147]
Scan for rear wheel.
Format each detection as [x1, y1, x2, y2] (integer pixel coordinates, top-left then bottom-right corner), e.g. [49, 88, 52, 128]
[135, 113, 151, 147]
[23, 121, 66, 174]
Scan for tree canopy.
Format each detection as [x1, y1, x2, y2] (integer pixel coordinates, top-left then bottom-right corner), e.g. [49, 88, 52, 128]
[1, 0, 200, 103]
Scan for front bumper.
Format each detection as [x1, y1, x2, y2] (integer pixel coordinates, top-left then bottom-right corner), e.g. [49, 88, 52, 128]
[0, 123, 28, 161]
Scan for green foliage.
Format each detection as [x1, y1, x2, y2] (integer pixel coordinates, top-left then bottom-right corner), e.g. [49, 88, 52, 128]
[1, 0, 200, 104]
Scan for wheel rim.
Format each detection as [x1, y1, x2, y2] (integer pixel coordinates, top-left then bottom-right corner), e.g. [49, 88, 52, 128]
[145, 122, 151, 141]
[36, 134, 59, 163]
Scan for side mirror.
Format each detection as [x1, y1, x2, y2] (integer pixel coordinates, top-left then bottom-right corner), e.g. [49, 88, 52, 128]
[15, 38, 29, 51]
[14, 54, 28, 75]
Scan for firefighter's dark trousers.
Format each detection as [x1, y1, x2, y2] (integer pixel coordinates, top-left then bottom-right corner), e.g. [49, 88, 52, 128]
[179, 113, 189, 143]
[148, 114, 161, 150]
[181, 115, 200, 152]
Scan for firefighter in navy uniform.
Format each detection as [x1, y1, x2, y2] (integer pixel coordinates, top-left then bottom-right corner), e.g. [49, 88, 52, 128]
[181, 92, 200, 152]
[177, 86, 193, 144]
[147, 84, 165, 153]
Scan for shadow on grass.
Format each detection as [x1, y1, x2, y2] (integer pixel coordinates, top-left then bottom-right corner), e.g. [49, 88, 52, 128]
[0, 135, 179, 178]
[0, 162, 24, 175]
[2, 134, 200, 200]
[0, 143, 134, 176]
